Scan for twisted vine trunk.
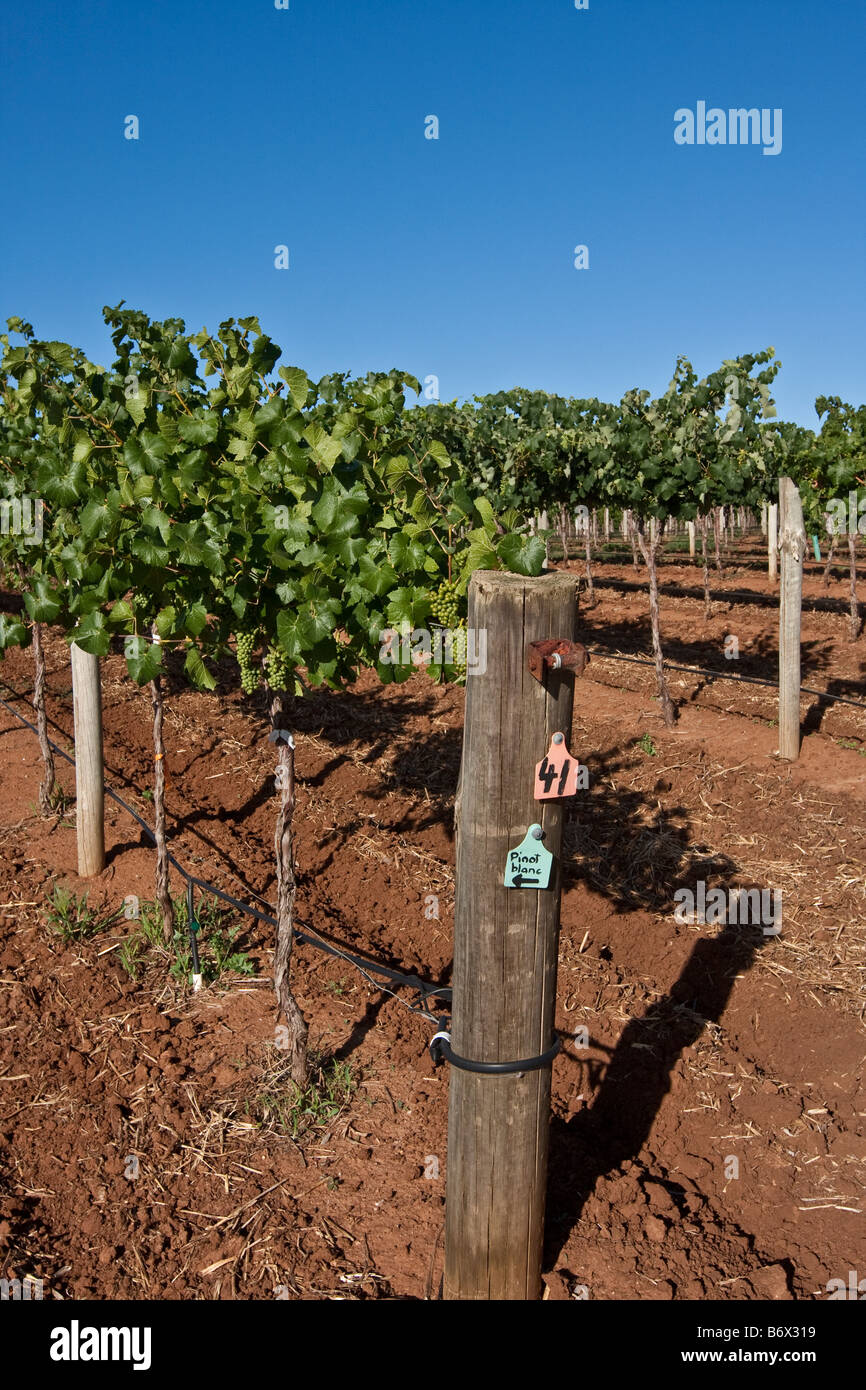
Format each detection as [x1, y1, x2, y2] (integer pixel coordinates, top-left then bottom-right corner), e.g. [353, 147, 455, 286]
[31, 621, 56, 816]
[713, 507, 723, 574]
[584, 526, 595, 607]
[636, 516, 676, 728]
[558, 506, 569, 564]
[149, 677, 174, 943]
[270, 690, 308, 1087]
[700, 513, 711, 620]
[823, 535, 837, 588]
[625, 509, 639, 570]
[848, 534, 861, 641]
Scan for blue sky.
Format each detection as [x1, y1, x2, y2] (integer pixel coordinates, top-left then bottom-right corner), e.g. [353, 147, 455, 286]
[1, 0, 863, 424]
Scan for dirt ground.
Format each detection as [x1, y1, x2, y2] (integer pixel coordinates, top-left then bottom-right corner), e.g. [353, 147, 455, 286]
[1, 543, 864, 1300]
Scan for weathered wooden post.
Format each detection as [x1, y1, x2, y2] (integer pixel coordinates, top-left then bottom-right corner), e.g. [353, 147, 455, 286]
[778, 477, 806, 761]
[538, 511, 550, 569]
[443, 570, 584, 1300]
[71, 644, 105, 876]
[768, 501, 778, 582]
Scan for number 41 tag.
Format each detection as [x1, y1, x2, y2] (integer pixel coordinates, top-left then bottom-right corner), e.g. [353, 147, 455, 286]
[534, 732, 583, 800]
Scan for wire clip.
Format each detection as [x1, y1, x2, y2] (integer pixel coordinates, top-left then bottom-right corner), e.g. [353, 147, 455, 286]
[429, 1028, 561, 1075]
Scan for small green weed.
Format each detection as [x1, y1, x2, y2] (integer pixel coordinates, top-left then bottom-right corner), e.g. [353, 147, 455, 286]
[116, 934, 146, 980]
[30, 784, 73, 821]
[44, 884, 117, 943]
[637, 733, 658, 757]
[249, 1055, 357, 1141]
[116, 893, 256, 990]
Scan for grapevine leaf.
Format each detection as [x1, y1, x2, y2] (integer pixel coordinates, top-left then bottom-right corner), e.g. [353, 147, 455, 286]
[279, 366, 311, 411]
[496, 533, 547, 576]
[124, 636, 163, 685]
[184, 645, 217, 690]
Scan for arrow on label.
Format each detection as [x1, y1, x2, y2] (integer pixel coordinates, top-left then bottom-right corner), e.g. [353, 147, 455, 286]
[504, 824, 553, 888]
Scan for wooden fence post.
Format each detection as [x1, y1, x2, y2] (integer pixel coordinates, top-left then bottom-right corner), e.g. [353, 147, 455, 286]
[71, 643, 105, 876]
[444, 570, 580, 1300]
[768, 502, 778, 582]
[778, 478, 806, 761]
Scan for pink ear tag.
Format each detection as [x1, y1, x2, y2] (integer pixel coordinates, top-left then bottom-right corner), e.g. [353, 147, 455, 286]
[534, 732, 581, 800]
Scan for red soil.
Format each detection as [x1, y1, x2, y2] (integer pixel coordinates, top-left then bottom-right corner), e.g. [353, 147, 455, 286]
[1, 549, 864, 1300]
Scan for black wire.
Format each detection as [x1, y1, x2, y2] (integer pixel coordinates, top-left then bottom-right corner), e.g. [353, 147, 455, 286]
[0, 684, 451, 1021]
[584, 648, 866, 710]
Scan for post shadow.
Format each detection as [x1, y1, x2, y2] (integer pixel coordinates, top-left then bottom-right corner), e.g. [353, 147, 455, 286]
[544, 917, 768, 1267]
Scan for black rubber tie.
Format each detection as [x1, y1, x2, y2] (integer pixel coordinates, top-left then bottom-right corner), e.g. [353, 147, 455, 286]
[430, 1029, 561, 1074]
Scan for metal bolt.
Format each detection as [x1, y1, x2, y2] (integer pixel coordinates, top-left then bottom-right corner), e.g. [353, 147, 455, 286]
[530, 823, 544, 840]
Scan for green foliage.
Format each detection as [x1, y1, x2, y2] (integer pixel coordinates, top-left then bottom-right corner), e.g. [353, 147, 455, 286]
[116, 894, 256, 988]
[43, 884, 117, 942]
[1, 308, 859, 701]
[248, 1054, 357, 1140]
[0, 308, 545, 696]
[803, 398, 866, 534]
[401, 352, 793, 542]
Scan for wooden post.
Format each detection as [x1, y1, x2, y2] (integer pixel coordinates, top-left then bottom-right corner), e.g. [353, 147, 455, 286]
[768, 502, 778, 582]
[778, 478, 806, 761]
[444, 571, 578, 1301]
[71, 643, 105, 876]
[538, 511, 549, 570]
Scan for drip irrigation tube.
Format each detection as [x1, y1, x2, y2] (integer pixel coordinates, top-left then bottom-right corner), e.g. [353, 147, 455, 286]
[584, 648, 866, 711]
[0, 684, 452, 1024]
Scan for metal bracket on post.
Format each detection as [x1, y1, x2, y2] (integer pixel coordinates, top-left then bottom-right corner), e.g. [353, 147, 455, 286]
[527, 639, 590, 685]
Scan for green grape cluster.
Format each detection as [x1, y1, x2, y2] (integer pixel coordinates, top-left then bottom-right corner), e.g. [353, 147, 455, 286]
[430, 577, 461, 627]
[132, 591, 157, 630]
[265, 644, 290, 691]
[235, 630, 260, 695]
[451, 618, 468, 678]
